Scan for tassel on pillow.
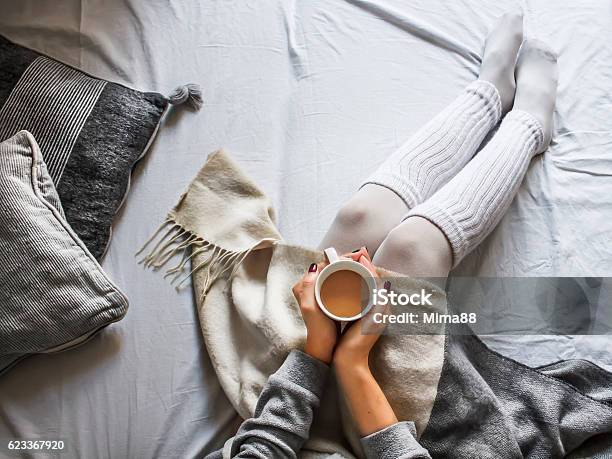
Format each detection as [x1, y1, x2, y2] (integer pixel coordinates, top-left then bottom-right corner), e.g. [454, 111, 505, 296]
[167, 84, 203, 110]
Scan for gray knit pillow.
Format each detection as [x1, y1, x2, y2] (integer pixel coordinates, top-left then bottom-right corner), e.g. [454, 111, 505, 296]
[0, 34, 201, 259]
[0, 131, 129, 374]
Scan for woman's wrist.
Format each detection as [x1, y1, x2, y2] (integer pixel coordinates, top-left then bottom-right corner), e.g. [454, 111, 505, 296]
[304, 334, 335, 364]
[333, 348, 370, 375]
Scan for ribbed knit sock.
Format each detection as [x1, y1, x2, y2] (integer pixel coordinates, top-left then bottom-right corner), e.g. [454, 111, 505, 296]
[405, 110, 545, 267]
[360, 12, 524, 209]
[361, 80, 502, 208]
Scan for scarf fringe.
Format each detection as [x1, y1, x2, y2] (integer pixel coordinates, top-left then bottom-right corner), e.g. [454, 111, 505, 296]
[137, 218, 264, 298]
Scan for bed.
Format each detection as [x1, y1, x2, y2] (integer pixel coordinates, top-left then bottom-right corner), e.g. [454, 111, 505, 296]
[0, 1, 610, 457]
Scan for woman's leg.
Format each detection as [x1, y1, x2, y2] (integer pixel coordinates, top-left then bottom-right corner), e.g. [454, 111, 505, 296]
[375, 39, 558, 275]
[319, 13, 523, 255]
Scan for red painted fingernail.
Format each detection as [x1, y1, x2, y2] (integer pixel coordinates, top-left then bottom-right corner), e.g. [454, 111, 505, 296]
[308, 263, 317, 273]
[384, 281, 391, 290]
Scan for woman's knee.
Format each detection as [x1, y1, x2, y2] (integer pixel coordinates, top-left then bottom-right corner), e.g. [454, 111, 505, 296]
[321, 193, 391, 253]
[320, 185, 408, 253]
[336, 186, 407, 231]
[377, 224, 431, 265]
[374, 217, 452, 277]
[334, 195, 372, 228]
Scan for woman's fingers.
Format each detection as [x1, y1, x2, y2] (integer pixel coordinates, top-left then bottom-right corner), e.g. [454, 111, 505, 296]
[342, 246, 370, 262]
[294, 261, 328, 310]
[357, 254, 378, 278]
[340, 248, 377, 278]
[301, 262, 319, 294]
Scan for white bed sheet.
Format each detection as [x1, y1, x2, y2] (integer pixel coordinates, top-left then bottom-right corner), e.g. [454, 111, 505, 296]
[0, 1, 610, 457]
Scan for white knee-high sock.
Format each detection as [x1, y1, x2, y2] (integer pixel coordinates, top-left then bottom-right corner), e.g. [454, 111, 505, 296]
[362, 80, 502, 208]
[405, 110, 544, 267]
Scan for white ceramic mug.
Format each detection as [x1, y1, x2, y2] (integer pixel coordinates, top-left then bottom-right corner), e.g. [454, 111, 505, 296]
[315, 247, 377, 322]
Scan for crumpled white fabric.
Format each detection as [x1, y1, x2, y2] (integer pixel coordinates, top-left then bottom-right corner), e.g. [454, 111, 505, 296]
[0, 0, 609, 457]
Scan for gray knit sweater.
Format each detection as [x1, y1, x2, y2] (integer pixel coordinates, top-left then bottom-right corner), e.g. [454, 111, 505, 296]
[205, 350, 431, 458]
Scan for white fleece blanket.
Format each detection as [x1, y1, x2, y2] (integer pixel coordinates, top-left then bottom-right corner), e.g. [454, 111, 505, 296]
[0, 1, 610, 457]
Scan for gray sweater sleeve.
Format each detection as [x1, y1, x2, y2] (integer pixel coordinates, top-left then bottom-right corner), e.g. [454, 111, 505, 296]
[205, 350, 430, 459]
[206, 349, 329, 459]
[361, 421, 431, 459]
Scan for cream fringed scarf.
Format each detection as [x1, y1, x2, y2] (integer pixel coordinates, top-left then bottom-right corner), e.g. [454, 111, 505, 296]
[140, 150, 448, 458]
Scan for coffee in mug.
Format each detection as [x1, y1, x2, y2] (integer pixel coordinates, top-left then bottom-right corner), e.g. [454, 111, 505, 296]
[320, 269, 369, 319]
[315, 248, 377, 321]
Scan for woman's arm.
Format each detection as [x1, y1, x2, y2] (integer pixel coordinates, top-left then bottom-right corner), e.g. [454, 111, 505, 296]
[206, 262, 338, 459]
[334, 249, 431, 459]
[335, 352, 430, 459]
[334, 352, 398, 435]
[226, 349, 329, 458]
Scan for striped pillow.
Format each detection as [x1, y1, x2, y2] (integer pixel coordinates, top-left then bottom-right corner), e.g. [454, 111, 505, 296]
[0, 131, 128, 373]
[0, 34, 200, 259]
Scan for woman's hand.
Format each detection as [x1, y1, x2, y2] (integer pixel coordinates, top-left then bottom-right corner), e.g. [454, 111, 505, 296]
[293, 262, 338, 364]
[334, 248, 389, 371]
[294, 247, 388, 365]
